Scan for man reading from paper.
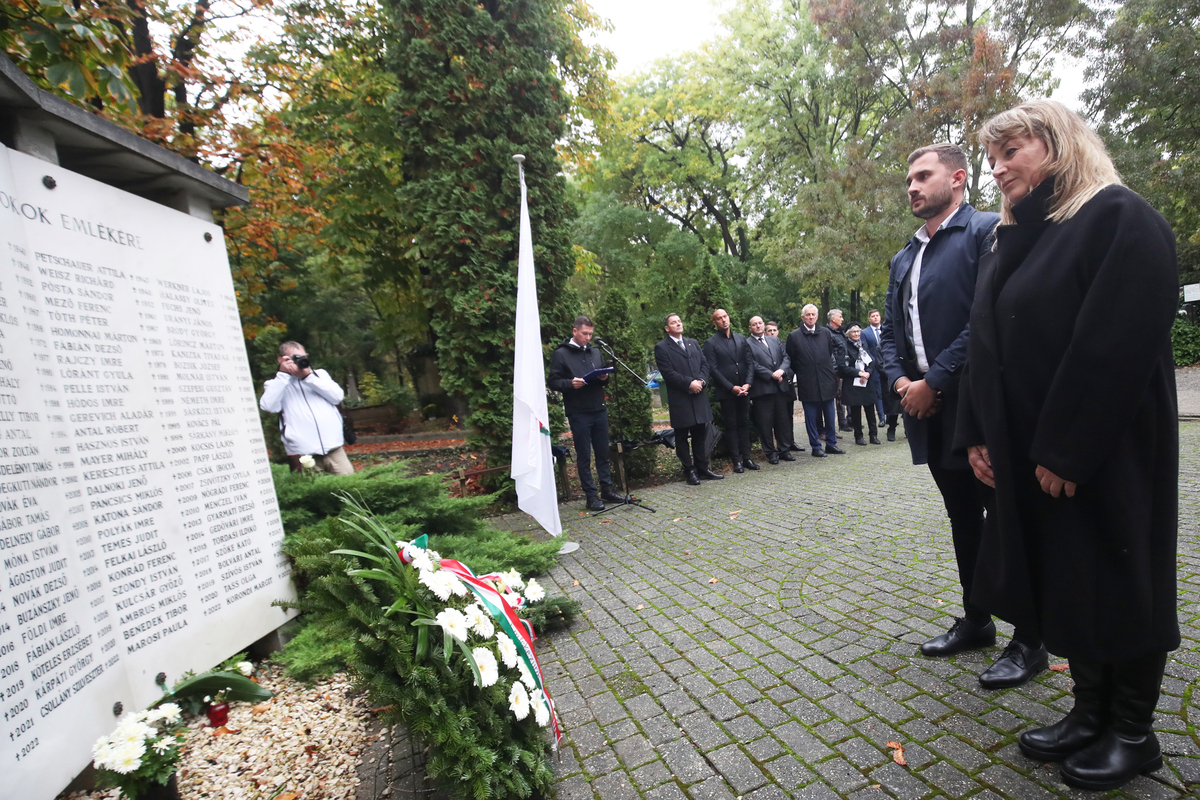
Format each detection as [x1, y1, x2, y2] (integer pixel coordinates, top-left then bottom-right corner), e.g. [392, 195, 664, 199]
[548, 315, 624, 511]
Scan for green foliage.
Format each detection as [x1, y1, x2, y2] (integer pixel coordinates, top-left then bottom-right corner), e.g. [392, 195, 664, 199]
[273, 617, 353, 682]
[595, 289, 656, 478]
[158, 671, 273, 716]
[358, 371, 417, 416]
[386, 0, 591, 471]
[270, 463, 563, 578]
[1, 0, 138, 109]
[280, 497, 568, 800]
[682, 257, 734, 335]
[1173, 317, 1200, 367]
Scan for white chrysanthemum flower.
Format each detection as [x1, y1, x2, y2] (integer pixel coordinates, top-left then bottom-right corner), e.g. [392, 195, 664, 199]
[446, 573, 468, 597]
[503, 591, 523, 608]
[151, 737, 176, 754]
[508, 681, 530, 720]
[500, 569, 524, 590]
[299, 454, 316, 469]
[523, 579, 546, 603]
[92, 735, 113, 763]
[157, 703, 182, 723]
[112, 720, 154, 746]
[109, 740, 145, 774]
[435, 608, 470, 643]
[531, 689, 551, 727]
[409, 549, 434, 573]
[517, 659, 537, 691]
[420, 569, 454, 602]
[426, 549, 441, 563]
[472, 647, 499, 688]
[203, 695, 212, 704]
[463, 604, 489, 636]
[237, 661, 254, 677]
[495, 632, 518, 669]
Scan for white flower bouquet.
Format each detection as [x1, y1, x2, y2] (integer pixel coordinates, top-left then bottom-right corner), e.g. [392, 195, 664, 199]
[92, 703, 185, 798]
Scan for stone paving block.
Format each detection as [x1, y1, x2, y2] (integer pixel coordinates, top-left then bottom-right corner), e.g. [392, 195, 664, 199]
[815, 719, 854, 744]
[657, 739, 715, 786]
[708, 742, 768, 794]
[867, 762, 932, 800]
[688, 775, 739, 800]
[699, 692, 742, 721]
[614, 733, 657, 769]
[582, 750, 619, 778]
[792, 781, 843, 800]
[918, 760, 979, 798]
[553, 774, 595, 800]
[679, 711, 733, 752]
[631, 758, 672, 791]
[570, 721, 608, 758]
[746, 734, 785, 762]
[590, 769, 639, 800]
[977, 764, 1055, 799]
[660, 690, 701, 718]
[774, 719, 835, 761]
[814, 756, 870, 793]
[724, 714, 767, 743]
[644, 782, 689, 800]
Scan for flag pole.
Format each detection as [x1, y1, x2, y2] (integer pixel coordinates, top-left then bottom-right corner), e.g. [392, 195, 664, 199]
[509, 153, 577, 553]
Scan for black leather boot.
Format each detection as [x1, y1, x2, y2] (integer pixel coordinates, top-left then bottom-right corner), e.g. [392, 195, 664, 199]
[1060, 652, 1167, 790]
[1020, 658, 1110, 761]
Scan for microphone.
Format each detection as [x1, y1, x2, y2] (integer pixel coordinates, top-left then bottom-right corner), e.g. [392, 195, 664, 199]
[595, 337, 609, 348]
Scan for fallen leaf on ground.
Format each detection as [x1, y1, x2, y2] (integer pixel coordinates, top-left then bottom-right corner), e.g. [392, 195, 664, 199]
[251, 703, 271, 715]
[1049, 663, 1070, 672]
[708, 577, 719, 584]
[673, 517, 681, 522]
[276, 795, 298, 800]
[212, 725, 239, 737]
[572, 580, 580, 586]
[683, 551, 691, 555]
[600, 519, 612, 524]
[635, 604, 644, 611]
[886, 741, 907, 766]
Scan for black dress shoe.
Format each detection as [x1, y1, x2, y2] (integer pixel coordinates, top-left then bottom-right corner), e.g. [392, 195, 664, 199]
[854, 437, 867, 446]
[600, 487, 627, 504]
[887, 429, 896, 442]
[788, 444, 804, 452]
[698, 468, 724, 480]
[869, 435, 881, 445]
[585, 496, 605, 511]
[779, 452, 795, 461]
[732, 461, 745, 473]
[839, 424, 853, 432]
[811, 449, 826, 458]
[825, 444, 846, 454]
[921, 618, 997, 656]
[979, 640, 1049, 689]
[685, 469, 701, 486]
[744, 460, 761, 471]
[767, 453, 780, 465]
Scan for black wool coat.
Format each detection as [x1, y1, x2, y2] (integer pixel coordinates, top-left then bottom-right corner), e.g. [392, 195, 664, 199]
[955, 180, 1180, 661]
[654, 336, 714, 429]
[703, 331, 755, 401]
[840, 339, 879, 407]
[785, 326, 851, 402]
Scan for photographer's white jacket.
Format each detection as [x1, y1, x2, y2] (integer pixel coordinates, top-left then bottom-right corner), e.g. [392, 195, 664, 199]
[259, 369, 345, 455]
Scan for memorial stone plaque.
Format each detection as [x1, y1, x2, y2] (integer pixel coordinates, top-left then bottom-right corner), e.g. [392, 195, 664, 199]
[0, 143, 295, 799]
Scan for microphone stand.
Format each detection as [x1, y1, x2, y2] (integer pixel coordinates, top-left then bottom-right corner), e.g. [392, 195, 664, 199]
[590, 338, 655, 515]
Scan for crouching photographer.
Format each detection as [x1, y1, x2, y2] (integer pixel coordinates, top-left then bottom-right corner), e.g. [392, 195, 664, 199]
[259, 340, 354, 475]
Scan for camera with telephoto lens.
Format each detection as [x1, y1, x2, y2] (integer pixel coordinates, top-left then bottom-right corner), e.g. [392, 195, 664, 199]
[290, 354, 311, 369]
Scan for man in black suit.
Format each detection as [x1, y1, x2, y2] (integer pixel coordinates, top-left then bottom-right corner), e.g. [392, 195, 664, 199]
[746, 316, 795, 464]
[766, 321, 804, 453]
[880, 142, 1045, 688]
[862, 308, 894, 435]
[703, 308, 758, 473]
[826, 309, 853, 432]
[654, 313, 724, 486]
[786, 304, 856, 457]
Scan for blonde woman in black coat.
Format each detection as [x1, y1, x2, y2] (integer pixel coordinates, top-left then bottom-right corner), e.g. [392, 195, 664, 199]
[956, 100, 1179, 790]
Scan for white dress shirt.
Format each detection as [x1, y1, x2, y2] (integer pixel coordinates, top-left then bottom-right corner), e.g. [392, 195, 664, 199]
[908, 205, 963, 373]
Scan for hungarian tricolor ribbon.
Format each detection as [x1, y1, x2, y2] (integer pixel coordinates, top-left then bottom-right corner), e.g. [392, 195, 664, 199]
[400, 535, 562, 746]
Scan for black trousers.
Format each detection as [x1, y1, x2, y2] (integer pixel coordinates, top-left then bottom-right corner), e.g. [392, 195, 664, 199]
[924, 427, 1038, 644]
[718, 396, 753, 462]
[673, 422, 708, 470]
[751, 392, 791, 457]
[850, 405, 877, 439]
[782, 397, 797, 447]
[567, 409, 612, 497]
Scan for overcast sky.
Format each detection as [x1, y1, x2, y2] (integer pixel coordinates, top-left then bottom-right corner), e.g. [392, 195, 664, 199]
[583, 0, 1086, 107]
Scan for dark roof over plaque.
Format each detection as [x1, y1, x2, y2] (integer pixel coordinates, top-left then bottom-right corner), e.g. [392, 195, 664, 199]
[0, 53, 248, 210]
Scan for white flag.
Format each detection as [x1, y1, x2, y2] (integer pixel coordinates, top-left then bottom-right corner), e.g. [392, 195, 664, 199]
[510, 160, 563, 536]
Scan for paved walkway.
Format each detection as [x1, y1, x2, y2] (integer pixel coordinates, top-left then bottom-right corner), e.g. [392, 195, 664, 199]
[529, 421, 1200, 799]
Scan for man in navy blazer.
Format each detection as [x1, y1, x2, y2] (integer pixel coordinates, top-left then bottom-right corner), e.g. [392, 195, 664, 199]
[880, 142, 1046, 689]
[862, 309, 888, 427]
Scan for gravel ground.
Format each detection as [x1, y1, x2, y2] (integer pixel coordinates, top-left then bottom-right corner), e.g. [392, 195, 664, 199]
[61, 669, 373, 800]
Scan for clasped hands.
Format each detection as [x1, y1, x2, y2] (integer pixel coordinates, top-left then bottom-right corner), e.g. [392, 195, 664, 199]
[894, 377, 939, 419]
[967, 445, 1077, 498]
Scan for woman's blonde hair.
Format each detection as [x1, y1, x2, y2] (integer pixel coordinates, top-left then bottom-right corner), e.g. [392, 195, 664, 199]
[977, 99, 1121, 225]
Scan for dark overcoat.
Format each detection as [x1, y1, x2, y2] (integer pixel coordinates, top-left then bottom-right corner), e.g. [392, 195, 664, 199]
[703, 331, 755, 401]
[880, 203, 999, 467]
[840, 339, 879, 407]
[955, 181, 1180, 661]
[654, 336, 714, 429]
[746, 335, 791, 398]
[785, 326, 852, 402]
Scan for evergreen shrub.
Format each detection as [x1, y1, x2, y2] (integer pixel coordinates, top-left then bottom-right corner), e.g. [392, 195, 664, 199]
[596, 289, 656, 479]
[1173, 316, 1200, 366]
[281, 497, 576, 800]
